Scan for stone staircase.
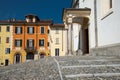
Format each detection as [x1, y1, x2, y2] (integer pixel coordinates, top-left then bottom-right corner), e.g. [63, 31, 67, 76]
[1, 56, 120, 80]
[55, 56, 120, 80]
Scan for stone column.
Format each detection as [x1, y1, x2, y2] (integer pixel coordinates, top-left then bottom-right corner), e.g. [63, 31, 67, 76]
[67, 14, 73, 55]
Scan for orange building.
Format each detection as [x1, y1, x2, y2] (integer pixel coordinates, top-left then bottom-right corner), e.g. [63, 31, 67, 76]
[10, 14, 52, 64]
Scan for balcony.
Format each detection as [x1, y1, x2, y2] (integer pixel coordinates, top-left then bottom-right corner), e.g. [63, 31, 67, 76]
[24, 47, 36, 51]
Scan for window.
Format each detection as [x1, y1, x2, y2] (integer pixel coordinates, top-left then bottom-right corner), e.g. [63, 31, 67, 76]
[55, 28, 59, 34]
[48, 29, 50, 34]
[0, 37, 1, 43]
[6, 37, 10, 43]
[0, 26, 1, 32]
[28, 27, 34, 34]
[56, 38, 59, 44]
[55, 48, 59, 56]
[41, 26, 45, 34]
[101, 0, 113, 18]
[5, 48, 10, 54]
[47, 42, 49, 46]
[6, 26, 10, 32]
[27, 39, 34, 47]
[39, 39, 44, 47]
[110, 0, 112, 9]
[15, 27, 22, 34]
[15, 39, 22, 47]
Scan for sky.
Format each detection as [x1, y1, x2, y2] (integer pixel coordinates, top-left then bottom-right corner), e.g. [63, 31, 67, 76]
[0, 0, 72, 23]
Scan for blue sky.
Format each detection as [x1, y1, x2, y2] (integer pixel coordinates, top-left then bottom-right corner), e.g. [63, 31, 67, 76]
[0, 0, 72, 23]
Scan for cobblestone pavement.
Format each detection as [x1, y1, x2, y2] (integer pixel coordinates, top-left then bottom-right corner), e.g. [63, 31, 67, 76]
[1, 56, 120, 80]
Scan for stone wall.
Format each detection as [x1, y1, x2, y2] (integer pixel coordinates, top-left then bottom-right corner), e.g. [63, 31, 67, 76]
[90, 43, 120, 56]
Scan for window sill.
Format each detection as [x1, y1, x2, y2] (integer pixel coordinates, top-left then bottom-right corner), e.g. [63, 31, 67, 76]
[101, 9, 113, 20]
[56, 43, 59, 45]
[16, 33, 22, 34]
[27, 33, 34, 34]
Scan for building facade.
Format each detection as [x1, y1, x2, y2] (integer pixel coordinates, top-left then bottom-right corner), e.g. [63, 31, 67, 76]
[0, 14, 66, 66]
[63, 0, 120, 56]
[50, 24, 66, 56]
[0, 25, 13, 66]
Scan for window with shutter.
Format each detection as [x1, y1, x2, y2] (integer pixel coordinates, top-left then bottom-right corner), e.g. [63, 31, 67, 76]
[39, 39, 44, 46]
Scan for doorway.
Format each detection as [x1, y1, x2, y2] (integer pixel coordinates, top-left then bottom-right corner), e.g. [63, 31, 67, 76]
[83, 28, 89, 54]
[40, 53, 45, 58]
[26, 52, 34, 60]
[5, 59, 9, 66]
[15, 54, 21, 64]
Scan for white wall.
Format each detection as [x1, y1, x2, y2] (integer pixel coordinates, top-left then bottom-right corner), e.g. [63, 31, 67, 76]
[97, 0, 120, 46]
[79, 0, 96, 48]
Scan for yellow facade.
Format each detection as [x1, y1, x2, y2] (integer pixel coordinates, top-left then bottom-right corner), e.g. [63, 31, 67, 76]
[0, 25, 12, 66]
[50, 24, 67, 56]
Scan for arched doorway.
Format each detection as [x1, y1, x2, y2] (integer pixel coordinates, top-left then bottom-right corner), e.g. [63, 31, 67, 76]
[14, 53, 21, 64]
[26, 52, 34, 61]
[40, 52, 46, 58]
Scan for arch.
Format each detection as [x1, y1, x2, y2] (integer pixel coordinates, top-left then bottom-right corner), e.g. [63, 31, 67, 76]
[26, 52, 34, 60]
[14, 53, 21, 64]
[39, 52, 46, 58]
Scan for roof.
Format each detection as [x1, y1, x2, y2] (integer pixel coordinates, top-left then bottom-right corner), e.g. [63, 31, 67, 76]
[25, 14, 40, 21]
[0, 19, 53, 25]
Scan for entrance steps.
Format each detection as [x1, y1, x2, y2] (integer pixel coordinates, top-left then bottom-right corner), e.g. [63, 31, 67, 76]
[55, 56, 120, 80]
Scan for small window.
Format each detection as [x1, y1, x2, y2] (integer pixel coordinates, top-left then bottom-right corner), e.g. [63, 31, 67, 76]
[15, 39, 22, 47]
[6, 26, 10, 32]
[15, 27, 22, 34]
[48, 29, 50, 34]
[101, 0, 113, 19]
[39, 39, 44, 47]
[0, 26, 1, 32]
[0, 37, 1, 43]
[27, 27, 34, 34]
[55, 48, 59, 56]
[56, 38, 59, 44]
[110, 0, 112, 9]
[41, 26, 45, 34]
[5, 48, 10, 54]
[55, 28, 59, 34]
[6, 37, 10, 43]
[47, 42, 49, 46]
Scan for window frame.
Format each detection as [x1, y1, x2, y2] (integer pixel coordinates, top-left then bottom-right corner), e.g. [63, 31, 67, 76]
[40, 26, 45, 34]
[6, 37, 10, 43]
[56, 38, 59, 44]
[27, 26, 34, 34]
[5, 48, 10, 54]
[55, 28, 59, 34]
[39, 39, 45, 47]
[15, 26, 22, 34]
[0, 26, 1, 32]
[6, 26, 10, 32]
[0, 37, 1, 43]
[15, 39, 22, 47]
[27, 39, 34, 47]
[101, 0, 113, 20]
[55, 48, 59, 56]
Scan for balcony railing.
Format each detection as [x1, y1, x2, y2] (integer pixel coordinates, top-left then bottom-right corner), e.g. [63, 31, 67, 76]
[24, 46, 36, 51]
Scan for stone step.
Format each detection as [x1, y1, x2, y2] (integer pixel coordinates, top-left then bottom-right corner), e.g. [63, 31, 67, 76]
[62, 66, 120, 75]
[65, 73, 120, 79]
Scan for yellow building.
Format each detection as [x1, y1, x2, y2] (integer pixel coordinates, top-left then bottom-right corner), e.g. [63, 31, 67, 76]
[0, 25, 13, 66]
[50, 24, 67, 56]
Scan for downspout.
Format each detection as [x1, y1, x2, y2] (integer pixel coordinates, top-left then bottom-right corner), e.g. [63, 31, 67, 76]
[94, 0, 98, 47]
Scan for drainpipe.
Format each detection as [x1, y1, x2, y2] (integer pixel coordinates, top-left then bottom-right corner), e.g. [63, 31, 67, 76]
[94, 0, 98, 47]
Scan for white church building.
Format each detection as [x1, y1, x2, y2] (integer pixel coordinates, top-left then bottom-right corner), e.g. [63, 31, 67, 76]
[63, 0, 120, 56]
